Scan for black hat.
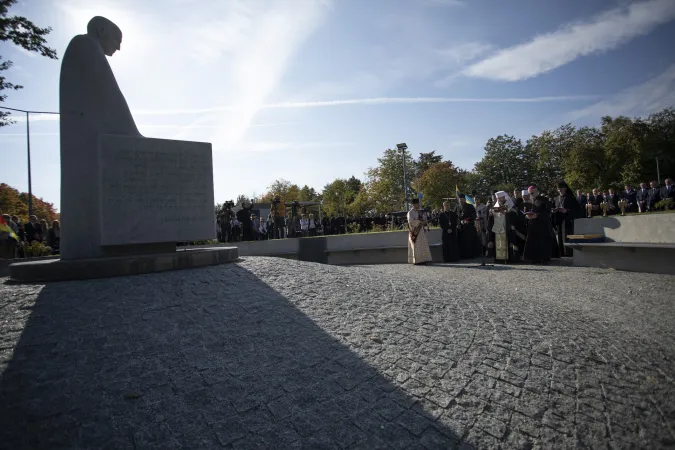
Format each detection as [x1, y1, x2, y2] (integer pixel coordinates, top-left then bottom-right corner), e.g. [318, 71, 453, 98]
[557, 180, 569, 189]
[411, 198, 420, 204]
[458, 193, 466, 199]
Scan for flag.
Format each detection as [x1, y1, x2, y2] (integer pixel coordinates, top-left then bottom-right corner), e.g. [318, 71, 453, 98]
[0, 216, 19, 241]
[456, 185, 475, 206]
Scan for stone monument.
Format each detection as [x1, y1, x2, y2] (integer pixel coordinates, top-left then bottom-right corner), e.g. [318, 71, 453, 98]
[9, 16, 237, 281]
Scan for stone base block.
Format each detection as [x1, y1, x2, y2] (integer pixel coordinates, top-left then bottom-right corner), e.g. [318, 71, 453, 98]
[573, 245, 675, 275]
[8, 247, 239, 282]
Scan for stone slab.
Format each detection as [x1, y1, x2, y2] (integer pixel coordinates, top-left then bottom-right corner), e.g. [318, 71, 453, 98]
[574, 214, 675, 243]
[99, 135, 216, 246]
[571, 244, 675, 275]
[8, 247, 238, 282]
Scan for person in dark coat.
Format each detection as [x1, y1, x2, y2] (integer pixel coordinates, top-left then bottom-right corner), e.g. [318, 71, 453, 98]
[553, 180, 582, 257]
[523, 186, 553, 264]
[636, 182, 649, 213]
[621, 184, 637, 213]
[237, 201, 254, 241]
[438, 201, 460, 262]
[455, 194, 481, 259]
[661, 178, 675, 209]
[576, 190, 587, 209]
[647, 181, 661, 211]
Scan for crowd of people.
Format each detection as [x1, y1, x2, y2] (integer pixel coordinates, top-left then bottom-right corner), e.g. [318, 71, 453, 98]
[0, 214, 61, 259]
[215, 200, 445, 243]
[409, 177, 674, 266]
[3, 178, 672, 262]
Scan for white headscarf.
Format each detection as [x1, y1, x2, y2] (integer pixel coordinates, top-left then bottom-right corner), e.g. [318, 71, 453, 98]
[494, 190, 514, 209]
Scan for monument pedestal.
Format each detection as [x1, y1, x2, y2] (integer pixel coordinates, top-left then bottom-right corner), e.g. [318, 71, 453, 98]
[8, 246, 239, 282]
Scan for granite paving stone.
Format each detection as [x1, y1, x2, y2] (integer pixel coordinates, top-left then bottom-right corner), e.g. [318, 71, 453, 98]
[1, 257, 674, 449]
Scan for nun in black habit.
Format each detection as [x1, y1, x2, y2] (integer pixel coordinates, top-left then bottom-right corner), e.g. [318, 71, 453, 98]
[553, 180, 582, 257]
[455, 193, 481, 259]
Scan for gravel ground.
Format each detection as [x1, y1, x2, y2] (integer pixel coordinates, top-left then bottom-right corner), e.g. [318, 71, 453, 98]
[1, 257, 674, 449]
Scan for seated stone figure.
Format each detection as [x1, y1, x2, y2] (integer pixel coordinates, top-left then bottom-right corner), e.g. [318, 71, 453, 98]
[59, 16, 144, 260]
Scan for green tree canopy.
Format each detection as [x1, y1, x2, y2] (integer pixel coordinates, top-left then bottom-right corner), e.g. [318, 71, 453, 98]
[1, 0, 58, 125]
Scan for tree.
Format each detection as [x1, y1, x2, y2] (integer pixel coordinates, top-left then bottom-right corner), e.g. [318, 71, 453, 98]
[345, 176, 362, 195]
[414, 151, 443, 175]
[366, 147, 414, 212]
[321, 179, 349, 217]
[347, 184, 376, 217]
[235, 194, 250, 206]
[646, 107, 675, 182]
[420, 162, 462, 209]
[1, 0, 58, 125]
[0, 183, 57, 222]
[264, 178, 301, 204]
[526, 124, 576, 193]
[473, 135, 531, 194]
[298, 185, 318, 202]
[562, 126, 606, 192]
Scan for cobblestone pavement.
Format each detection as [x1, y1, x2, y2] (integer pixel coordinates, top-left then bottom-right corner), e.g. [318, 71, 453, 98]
[1, 257, 675, 449]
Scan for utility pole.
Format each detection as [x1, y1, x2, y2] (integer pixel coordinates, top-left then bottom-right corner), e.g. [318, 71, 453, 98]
[397, 143, 408, 211]
[0, 106, 60, 216]
[656, 157, 661, 185]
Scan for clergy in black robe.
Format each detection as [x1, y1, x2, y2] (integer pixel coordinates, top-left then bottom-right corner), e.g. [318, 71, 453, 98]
[523, 188, 552, 264]
[237, 202, 254, 241]
[553, 180, 582, 257]
[439, 202, 460, 262]
[455, 194, 481, 259]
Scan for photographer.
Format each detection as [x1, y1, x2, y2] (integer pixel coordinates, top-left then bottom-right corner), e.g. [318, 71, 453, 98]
[219, 201, 234, 243]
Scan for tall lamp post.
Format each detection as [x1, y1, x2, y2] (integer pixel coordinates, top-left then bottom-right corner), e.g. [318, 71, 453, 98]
[397, 143, 408, 211]
[0, 106, 60, 216]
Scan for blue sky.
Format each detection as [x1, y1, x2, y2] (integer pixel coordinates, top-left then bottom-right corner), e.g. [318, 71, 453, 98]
[1, 0, 675, 210]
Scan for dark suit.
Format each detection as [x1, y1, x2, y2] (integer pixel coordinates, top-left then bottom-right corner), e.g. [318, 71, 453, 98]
[647, 188, 661, 211]
[606, 194, 620, 215]
[588, 194, 603, 217]
[576, 194, 587, 208]
[620, 190, 637, 213]
[661, 185, 675, 209]
[636, 188, 649, 212]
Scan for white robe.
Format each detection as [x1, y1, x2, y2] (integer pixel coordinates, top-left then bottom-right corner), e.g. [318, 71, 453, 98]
[407, 209, 433, 264]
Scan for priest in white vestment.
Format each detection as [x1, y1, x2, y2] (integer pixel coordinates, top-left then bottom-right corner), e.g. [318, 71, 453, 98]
[407, 199, 433, 265]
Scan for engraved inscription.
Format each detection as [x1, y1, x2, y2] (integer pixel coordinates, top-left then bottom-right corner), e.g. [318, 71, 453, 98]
[102, 145, 213, 227]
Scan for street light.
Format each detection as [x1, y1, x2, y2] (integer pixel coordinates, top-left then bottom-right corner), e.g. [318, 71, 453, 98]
[0, 106, 60, 216]
[397, 143, 408, 211]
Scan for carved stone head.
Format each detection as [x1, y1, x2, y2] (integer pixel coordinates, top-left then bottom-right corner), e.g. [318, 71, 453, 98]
[87, 16, 122, 57]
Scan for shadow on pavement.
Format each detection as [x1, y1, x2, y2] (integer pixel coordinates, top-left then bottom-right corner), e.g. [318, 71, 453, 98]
[0, 264, 462, 449]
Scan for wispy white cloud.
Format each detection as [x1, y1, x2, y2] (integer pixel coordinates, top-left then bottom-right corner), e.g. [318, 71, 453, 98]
[5, 96, 597, 125]
[464, 0, 675, 81]
[135, 95, 599, 116]
[245, 141, 354, 153]
[418, 0, 464, 6]
[568, 64, 675, 121]
[172, 0, 332, 145]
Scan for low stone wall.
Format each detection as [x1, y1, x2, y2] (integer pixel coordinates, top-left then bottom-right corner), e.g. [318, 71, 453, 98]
[191, 229, 444, 265]
[574, 214, 675, 243]
[571, 214, 675, 275]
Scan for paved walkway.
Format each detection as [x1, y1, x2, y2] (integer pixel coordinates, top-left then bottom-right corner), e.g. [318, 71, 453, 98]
[1, 258, 674, 449]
